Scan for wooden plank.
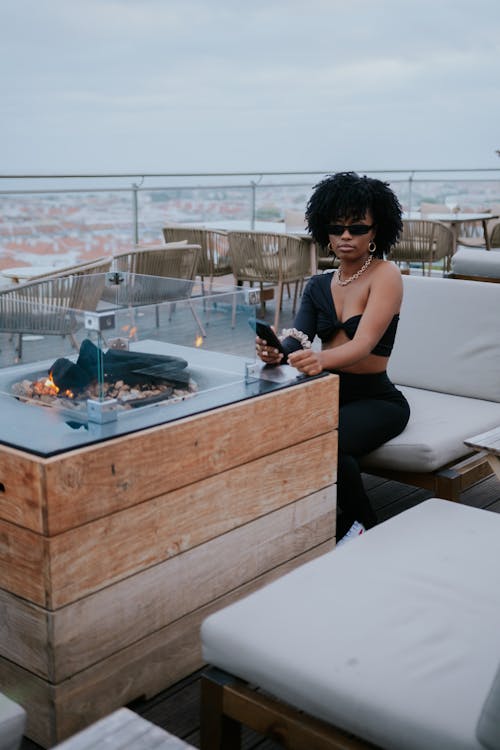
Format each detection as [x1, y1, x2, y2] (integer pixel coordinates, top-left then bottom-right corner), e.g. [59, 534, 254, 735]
[0, 444, 45, 532]
[0, 657, 55, 748]
[1, 487, 334, 680]
[4, 538, 334, 748]
[0, 589, 49, 678]
[0, 521, 47, 605]
[50, 486, 335, 680]
[0, 430, 336, 607]
[46, 432, 337, 608]
[43, 375, 338, 535]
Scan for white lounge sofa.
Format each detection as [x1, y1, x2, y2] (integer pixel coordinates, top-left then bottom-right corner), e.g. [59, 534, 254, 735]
[450, 246, 500, 282]
[201, 498, 500, 750]
[360, 274, 500, 500]
[449, 222, 500, 281]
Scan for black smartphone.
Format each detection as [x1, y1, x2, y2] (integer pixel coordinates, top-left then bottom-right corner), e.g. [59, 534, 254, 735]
[248, 318, 287, 363]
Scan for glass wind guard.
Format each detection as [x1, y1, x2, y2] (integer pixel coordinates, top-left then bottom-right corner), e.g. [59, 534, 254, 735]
[0, 272, 305, 455]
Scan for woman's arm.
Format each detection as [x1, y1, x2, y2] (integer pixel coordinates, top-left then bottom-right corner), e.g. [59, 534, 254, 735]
[255, 276, 320, 365]
[288, 263, 403, 375]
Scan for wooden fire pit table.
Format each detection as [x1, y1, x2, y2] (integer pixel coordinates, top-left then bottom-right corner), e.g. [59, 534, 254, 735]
[0, 371, 338, 747]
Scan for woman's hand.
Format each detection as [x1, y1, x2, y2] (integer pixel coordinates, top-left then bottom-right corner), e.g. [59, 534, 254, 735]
[288, 348, 324, 376]
[255, 335, 284, 365]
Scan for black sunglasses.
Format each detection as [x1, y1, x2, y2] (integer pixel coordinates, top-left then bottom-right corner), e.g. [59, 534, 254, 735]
[327, 223, 374, 236]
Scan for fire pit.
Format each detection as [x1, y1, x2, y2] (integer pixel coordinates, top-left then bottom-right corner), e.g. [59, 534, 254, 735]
[0, 276, 303, 456]
[0, 276, 337, 748]
[11, 339, 198, 416]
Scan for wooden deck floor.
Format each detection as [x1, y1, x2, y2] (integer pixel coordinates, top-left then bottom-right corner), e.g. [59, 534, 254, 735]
[9, 278, 500, 749]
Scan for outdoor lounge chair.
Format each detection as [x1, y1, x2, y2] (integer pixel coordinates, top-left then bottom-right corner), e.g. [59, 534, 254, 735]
[0, 258, 111, 359]
[359, 274, 500, 501]
[227, 230, 311, 329]
[450, 223, 500, 282]
[162, 225, 232, 293]
[201, 498, 500, 750]
[387, 219, 454, 275]
[106, 243, 206, 336]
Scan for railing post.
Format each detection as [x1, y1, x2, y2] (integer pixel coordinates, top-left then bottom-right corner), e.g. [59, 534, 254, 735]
[249, 175, 263, 230]
[407, 171, 415, 215]
[250, 181, 256, 230]
[132, 182, 140, 245]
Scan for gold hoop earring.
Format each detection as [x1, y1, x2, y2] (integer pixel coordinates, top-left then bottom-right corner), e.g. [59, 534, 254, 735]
[327, 241, 336, 256]
[368, 241, 376, 254]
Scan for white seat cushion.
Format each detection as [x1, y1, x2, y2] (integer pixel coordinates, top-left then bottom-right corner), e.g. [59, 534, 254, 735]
[201, 499, 500, 750]
[389, 275, 500, 402]
[451, 247, 500, 278]
[0, 692, 26, 750]
[361, 386, 500, 472]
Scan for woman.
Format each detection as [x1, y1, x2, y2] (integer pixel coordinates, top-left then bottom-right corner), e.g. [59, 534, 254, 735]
[256, 172, 410, 545]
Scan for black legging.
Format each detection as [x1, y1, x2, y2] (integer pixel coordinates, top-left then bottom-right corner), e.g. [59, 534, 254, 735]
[335, 371, 410, 538]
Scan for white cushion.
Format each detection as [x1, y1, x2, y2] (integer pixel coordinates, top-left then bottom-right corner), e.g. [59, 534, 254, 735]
[0, 692, 26, 750]
[361, 386, 500, 472]
[452, 247, 500, 278]
[388, 275, 500, 402]
[201, 499, 500, 750]
[476, 661, 500, 749]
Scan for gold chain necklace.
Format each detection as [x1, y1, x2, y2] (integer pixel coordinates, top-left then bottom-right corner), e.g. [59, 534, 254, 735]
[336, 254, 373, 286]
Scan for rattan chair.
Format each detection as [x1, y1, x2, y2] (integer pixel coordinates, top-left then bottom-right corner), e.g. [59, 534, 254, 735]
[457, 207, 500, 249]
[162, 224, 232, 292]
[107, 243, 206, 335]
[7, 256, 112, 284]
[387, 219, 454, 276]
[227, 230, 311, 329]
[111, 242, 200, 281]
[449, 224, 500, 282]
[0, 259, 111, 359]
[317, 244, 340, 272]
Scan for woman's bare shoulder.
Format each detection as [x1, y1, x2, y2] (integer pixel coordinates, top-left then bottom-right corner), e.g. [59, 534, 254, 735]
[370, 260, 403, 306]
[376, 259, 403, 278]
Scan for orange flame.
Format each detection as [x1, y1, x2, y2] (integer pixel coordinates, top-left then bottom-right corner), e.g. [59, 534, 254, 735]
[195, 335, 203, 348]
[45, 372, 60, 394]
[32, 373, 75, 399]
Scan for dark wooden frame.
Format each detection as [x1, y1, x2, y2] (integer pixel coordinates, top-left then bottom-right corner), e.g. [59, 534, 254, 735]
[447, 272, 500, 283]
[362, 449, 493, 502]
[200, 667, 380, 750]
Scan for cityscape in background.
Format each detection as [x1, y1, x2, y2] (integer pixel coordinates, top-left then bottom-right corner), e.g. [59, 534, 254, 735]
[1, 174, 500, 273]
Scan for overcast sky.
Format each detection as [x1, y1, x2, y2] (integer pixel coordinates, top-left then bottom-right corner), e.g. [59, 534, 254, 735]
[1, 0, 499, 176]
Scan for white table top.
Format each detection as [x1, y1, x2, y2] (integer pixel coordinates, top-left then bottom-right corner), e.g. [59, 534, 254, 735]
[465, 426, 500, 457]
[426, 212, 498, 223]
[1, 265, 58, 282]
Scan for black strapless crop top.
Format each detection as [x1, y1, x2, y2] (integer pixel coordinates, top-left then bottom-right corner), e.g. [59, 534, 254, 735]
[281, 272, 400, 357]
[326, 313, 399, 356]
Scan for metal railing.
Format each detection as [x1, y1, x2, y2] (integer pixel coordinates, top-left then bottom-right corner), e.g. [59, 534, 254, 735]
[1, 168, 499, 267]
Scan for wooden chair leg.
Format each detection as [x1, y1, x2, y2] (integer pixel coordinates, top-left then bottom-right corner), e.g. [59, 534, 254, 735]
[200, 666, 375, 749]
[274, 282, 283, 330]
[292, 280, 300, 313]
[201, 669, 242, 750]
